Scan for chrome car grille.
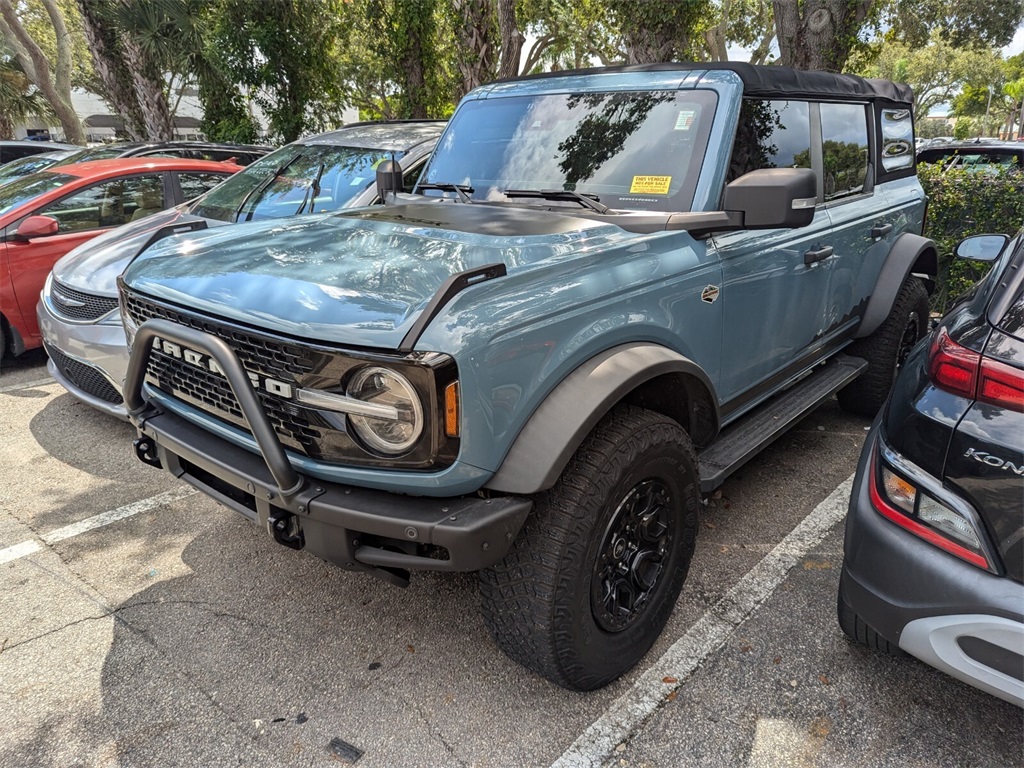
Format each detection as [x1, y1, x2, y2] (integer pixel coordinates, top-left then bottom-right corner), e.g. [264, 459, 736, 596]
[50, 280, 120, 322]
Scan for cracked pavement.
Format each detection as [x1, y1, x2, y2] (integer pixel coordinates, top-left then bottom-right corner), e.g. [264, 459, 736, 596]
[2, 349, 1021, 767]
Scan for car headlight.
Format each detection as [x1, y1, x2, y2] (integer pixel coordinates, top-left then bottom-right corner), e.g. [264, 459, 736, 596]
[345, 366, 424, 454]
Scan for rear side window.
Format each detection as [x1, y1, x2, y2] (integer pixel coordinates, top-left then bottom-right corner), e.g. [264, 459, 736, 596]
[1001, 289, 1024, 337]
[819, 102, 869, 200]
[728, 99, 811, 181]
[177, 171, 230, 201]
[879, 108, 914, 172]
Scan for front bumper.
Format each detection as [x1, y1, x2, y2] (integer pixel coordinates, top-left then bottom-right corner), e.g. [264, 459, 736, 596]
[841, 429, 1024, 707]
[37, 296, 129, 418]
[125, 319, 532, 582]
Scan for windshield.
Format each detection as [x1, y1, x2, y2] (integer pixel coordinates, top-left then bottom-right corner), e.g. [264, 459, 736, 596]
[191, 144, 401, 222]
[419, 89, 717, 212]
[0, 151, 71, 184]
[0, 171, 76, 216]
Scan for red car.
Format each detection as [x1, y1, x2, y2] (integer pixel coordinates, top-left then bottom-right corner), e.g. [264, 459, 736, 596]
[0, 157, 241, 358]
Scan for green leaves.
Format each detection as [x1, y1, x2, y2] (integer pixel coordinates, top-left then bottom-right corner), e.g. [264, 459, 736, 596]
[918, 163, 1024, 310]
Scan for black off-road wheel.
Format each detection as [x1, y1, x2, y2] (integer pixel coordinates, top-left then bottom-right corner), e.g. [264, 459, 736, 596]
[838, 277, 929, 416]
[479, 405, 700, 691]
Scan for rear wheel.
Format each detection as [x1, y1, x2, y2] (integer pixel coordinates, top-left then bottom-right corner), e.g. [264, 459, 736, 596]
[838, 277, 929, 416]
[837, 589, 906, 657]
[479, 405, 700, 690]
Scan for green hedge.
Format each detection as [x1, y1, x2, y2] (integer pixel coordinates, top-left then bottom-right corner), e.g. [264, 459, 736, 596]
[918, 163, 1024, 311]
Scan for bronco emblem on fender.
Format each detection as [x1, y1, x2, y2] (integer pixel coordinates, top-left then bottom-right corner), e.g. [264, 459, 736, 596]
[701, 285, 720, 304]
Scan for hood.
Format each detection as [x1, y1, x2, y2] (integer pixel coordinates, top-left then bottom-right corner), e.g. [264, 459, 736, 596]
[123, 203, 629, 349]
[52, 208, 227, 296]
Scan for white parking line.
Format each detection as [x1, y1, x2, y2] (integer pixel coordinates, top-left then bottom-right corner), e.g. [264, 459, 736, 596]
[0, 487, 198, 565]
[0, 377, 55, 395]
[551, 474, 855, 768]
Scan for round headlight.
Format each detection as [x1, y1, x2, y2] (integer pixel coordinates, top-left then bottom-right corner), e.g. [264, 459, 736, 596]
[346, 366, 424, 454]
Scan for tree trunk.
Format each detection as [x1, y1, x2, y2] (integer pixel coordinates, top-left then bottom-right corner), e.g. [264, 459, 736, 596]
[0, 0, 86, 144]
[76, 0, 146, 140]
[495, 0, 523, 79]
[773, 0, 874, 72]
[624, 27, 682, 64]
[119, 31, 175, 140]
[452, 0, 496, 100]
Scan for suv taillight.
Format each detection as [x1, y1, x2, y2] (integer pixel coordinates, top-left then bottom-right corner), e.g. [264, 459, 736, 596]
[928, 328, 1024, 411]
[870, 448, 996, 572]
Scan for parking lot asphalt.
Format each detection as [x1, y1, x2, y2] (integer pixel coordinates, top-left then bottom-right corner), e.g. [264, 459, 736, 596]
[2, 349, 1021, 767]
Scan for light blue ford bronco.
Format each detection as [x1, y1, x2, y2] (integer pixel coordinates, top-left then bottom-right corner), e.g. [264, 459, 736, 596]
[119, 63, 935, 690]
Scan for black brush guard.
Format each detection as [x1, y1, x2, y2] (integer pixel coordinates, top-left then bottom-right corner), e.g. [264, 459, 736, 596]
[124, 319, 531, 585]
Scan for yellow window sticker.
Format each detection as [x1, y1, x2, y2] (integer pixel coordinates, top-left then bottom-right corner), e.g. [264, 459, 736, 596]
[629, 175, 672, 195]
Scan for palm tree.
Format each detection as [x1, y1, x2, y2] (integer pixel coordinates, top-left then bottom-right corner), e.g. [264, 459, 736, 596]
[0, 47, 54, 140]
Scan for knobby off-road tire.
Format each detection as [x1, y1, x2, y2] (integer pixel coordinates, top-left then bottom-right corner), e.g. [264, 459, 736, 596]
[838, 277, 929, 417]
[479, 405, 700, 691]
[837, 590, 906, 657]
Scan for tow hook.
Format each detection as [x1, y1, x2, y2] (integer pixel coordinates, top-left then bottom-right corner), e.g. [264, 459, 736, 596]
[133, 437, 162, 468]
[268, 510, 304, 550]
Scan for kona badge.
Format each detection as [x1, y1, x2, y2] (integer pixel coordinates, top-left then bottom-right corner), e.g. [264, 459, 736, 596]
[701, 285, 720, 304]
[151, 337, 294, 399]
[964, 448, 1024, 476]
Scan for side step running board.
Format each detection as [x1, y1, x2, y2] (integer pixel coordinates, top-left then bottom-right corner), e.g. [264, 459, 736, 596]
[697, 354, 867, 494]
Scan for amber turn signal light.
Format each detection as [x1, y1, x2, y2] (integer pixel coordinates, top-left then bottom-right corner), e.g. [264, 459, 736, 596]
[444, 381, 460, 437]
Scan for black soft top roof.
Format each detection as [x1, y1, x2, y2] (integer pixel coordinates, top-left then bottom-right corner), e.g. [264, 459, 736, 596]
[505, 61, 913, 106]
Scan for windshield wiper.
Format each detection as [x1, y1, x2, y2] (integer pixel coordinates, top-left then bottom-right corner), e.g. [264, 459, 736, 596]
[297, 163, 326, 215]
[417, 181, 474, 203]
[233, 154, 302, 222]
[502, 188, 610, 214]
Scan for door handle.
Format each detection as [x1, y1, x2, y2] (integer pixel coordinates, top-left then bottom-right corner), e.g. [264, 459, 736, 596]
[804, 245, 834, 266]
[870, 223, 893, 239]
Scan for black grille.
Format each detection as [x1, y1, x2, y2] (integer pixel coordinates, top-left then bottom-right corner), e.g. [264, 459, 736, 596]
[120, 289, 456, 469]
[50, 281, 120, 322]
[46, 345, 123, 404]
[146, 349, 325, 456]
[123, 292, 316, 380]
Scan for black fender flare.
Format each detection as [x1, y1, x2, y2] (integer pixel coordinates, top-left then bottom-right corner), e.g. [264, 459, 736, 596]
[484, 343, 718, 495]
[857, 232, 937, 338]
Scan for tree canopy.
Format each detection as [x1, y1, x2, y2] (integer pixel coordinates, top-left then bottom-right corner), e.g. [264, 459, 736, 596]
[0, 0, 1019, 142]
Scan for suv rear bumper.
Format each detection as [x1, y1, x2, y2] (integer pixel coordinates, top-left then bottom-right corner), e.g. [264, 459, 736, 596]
[841, 430, 1024, 706]
[125, 319, 531, 582]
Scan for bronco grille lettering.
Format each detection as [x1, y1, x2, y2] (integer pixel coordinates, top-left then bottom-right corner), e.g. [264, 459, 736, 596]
[151, 336, 294, 399]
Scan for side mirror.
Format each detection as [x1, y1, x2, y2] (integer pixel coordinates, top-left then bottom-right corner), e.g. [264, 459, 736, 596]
[723, 168, 817, 229]
[15, 214, 60, 239]
[954, 234, 1008, 263]
[375, 159, 404, 200]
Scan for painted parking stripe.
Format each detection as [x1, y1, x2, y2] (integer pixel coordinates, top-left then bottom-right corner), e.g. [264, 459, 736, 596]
[0, 487, 198, 565]
[551, 474, 855, 768]
[0, 540, 42, 565]
[0, 377, 55, 395]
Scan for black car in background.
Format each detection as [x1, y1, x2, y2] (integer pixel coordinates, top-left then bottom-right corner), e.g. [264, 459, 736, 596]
[839, 232, 1024, 707]
[0, 139, 78, 164]
[917, 141, 1024, 172]
[50, 140, 272, 167]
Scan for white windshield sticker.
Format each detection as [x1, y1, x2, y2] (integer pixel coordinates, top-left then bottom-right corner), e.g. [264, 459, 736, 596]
[674, 110, 696, 131]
